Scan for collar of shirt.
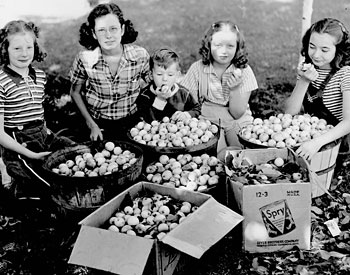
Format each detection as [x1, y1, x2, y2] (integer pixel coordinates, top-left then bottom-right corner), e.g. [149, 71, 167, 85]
[3, 65, 37, 86]
[203, 63, 236, 75]
[89, 44, 141, 69]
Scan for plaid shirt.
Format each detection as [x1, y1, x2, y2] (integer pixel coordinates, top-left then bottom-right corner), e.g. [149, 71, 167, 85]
[69, 44, 150, 120]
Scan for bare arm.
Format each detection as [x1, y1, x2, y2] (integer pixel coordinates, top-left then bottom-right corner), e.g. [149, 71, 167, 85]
[70, 82, 103, 141]
[296, 89, 350, 160]
[0, 115, 50, 159]
[228, 67, 257, 119]
[228, 90, 252, 119]
[284, 63, 319, 115]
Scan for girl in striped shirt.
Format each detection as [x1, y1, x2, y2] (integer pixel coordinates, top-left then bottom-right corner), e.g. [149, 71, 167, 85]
[285, 18, 350, 160]
[0, 20, 74, 199]
[180, 20, 258, 155]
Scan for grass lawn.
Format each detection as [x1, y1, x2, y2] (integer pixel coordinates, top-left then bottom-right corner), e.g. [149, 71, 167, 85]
[1, 1, 350, 274]
[40, 0, 350, 85]
[36, 0, 350, 130]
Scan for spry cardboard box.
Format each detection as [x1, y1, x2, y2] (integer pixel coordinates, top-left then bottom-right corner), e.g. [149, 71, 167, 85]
[225, 148, 311, 253]
[69, 181, 243, 275]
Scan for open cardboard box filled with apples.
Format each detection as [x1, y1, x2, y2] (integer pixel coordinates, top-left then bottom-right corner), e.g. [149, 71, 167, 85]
[225, 147, 312, 253]
[69, 182, 243, 275]
[142, 152, 228, 205]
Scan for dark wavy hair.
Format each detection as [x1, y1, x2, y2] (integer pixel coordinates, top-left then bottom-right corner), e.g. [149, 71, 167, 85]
[301, 18, 350, 69]
[150, 48, 180, 71]
[199, 20, 248, 68]
[0, 20, 47, 65]
[79, 3, 138, 50]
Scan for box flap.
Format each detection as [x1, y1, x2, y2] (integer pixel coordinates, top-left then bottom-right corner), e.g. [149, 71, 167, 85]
[69, 225, 154, 275]
[162, 198, 243, 259]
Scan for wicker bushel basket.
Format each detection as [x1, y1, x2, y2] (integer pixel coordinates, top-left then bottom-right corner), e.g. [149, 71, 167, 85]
[42, 140, 144, 213]
[238, 132, 341, 198]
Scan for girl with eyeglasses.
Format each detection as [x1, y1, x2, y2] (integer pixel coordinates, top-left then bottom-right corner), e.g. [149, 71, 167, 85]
[69, 3, 151, 142]
[180, 20, 258, 158]
[284, 18, 350, 160]
[0, 20, 74, 200]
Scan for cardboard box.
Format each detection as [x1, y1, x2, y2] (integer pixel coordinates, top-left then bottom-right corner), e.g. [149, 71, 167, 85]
[225, 148, 311, 253]
[69, 182, 243, 275]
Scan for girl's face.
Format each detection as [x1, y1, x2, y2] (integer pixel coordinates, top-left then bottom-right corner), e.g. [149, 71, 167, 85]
[152, 63, 179, 89]
[210, 27, 237, 67]
[308, 32, 337, 69]
[8, 32, 35, 71]
[93, 14, 125, 53]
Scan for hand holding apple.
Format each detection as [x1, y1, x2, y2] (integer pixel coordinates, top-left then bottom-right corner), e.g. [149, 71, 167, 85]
[227, 68, 242, 89]
[155, 85, 173, 100]
[297, 62, 319, 82]
[171, 111, 191, 122]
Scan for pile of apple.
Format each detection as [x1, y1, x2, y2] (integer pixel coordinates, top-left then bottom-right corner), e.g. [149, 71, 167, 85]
[144, 153, 224, 192]
[240, 113, 334, 148]
[107, 193, 198, 239]
[51, 141, 139, 177]
[227, 156, 309, 185]
[129, 117, 219, 147]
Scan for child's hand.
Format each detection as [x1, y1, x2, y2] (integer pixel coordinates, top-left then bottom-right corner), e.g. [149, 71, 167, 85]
[90, 125, 103, 141]
[32, 151, 52, 160]
[295, 139, 322, 161]
[171, 111, 191, 121]
[227, 69, 243, 89]
[297, 62, 319, 82]
[155, 85, 172, 100]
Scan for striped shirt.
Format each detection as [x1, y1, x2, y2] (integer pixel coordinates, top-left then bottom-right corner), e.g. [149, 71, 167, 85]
[69, 44, 151, 120]
[0, 66, 45, 128]
[180, 60, 258, 106]
[308, 66, 350, 121]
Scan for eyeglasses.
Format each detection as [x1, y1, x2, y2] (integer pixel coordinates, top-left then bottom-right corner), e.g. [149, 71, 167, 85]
[95, 26, 120, 36]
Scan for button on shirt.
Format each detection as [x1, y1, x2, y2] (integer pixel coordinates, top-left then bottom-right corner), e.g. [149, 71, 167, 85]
[69, 44, 150, 120]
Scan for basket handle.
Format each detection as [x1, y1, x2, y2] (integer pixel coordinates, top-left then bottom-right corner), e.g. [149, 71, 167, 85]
[308, 169, 339, 202]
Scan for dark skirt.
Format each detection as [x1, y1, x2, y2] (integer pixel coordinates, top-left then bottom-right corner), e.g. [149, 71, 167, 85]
[2, 120, 75, 198]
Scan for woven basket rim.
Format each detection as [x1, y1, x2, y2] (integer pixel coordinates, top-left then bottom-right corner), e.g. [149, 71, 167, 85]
[42, 140, 144, 182]
[238, 129, 341, 152]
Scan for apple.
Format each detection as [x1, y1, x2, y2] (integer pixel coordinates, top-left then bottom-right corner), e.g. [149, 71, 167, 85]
[108, 225, 120, 232]
[114, 217, 126, 227]
[66, 160, 75, 168]
[208, 176, 219, 185]
[136, 121, 145, 130]
[158, 205, 170, 215]
[162, 170, 173, 181]
[152, 174, 162, 184]
[83, 152, 93, 160]
[207, 156, 218, 167]
[167, 123, 178, 133]
[124, 206, 134, 215]
[73, 171, 85, 177]
[162, 116, 170, 123]
[159, 155, 170, 165]
[130, 127, 139, 137]
[105, 141, 115, 151]
[127, 216, 139, 226]
[274, 157, 284, 167]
